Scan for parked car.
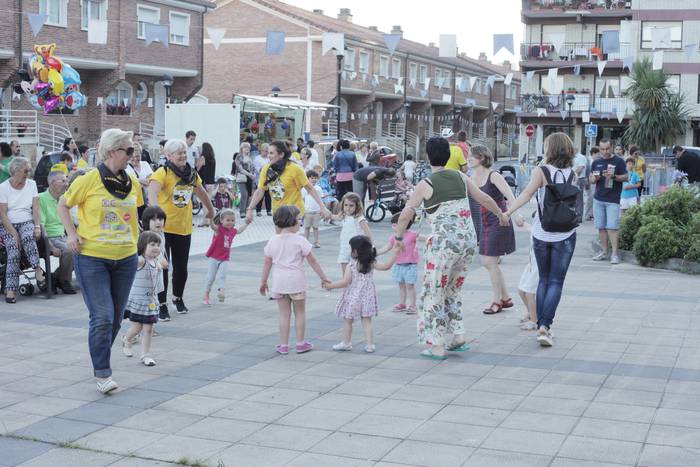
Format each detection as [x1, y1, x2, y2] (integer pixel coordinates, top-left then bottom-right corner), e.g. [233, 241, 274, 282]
[33, 151, 63, 192]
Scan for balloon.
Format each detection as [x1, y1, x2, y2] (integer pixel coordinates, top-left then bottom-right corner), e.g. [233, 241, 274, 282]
[44, 96, 60, 114]
[47, 56, 63, 72]
[48, 68, 64, 95]
[31, 56, 49, 83]
[65, 91, 86, 110]
[13, 83, 25, 95]
[27, 94, 41, 110]
[251, 121, 259, 132]
[280, 120, 289, 130]
[61, 64, 81, 87]
[33, 81, 49, 93]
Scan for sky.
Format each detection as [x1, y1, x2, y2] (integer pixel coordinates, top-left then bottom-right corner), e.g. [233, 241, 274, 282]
[285, 0, 523, 66]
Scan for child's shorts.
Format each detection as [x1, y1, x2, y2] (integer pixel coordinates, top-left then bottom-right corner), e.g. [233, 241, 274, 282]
[518, 249, 539, 295]
[271, 291, 306, 301]
[303, 212, 321, 228]
[392, 263, 418, 284]
[620, 197, 638, 210]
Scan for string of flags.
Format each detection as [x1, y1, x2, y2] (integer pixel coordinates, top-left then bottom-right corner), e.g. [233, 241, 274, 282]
[317, 109, 520, 127]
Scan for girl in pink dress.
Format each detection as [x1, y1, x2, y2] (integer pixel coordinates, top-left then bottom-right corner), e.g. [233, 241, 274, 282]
[261, 205, 330, 355]
[324, 235, 398, 353]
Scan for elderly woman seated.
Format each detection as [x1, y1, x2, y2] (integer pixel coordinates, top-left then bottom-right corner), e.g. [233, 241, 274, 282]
[0, 157, 47, 303]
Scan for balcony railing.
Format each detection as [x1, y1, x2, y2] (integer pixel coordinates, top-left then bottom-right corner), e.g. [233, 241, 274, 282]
[523, 0, 630, 11]
[520, 93, 633, 115]
[521, 42, 634, 62]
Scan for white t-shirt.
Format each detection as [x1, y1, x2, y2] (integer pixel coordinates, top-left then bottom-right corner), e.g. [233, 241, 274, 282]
[308, 148, 320, 168]
[403, 160, 416, 180]
[126, 161, 153, 185]
[573, 154, 588, 178]
[0, 179, 38, 224]
[302, 185, 323, 213]
[186, 144, 200, 168]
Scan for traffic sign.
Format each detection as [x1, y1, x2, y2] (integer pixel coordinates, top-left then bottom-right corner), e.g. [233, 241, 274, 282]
[525, 124, 535, 138]
[585, 124, 598, 138]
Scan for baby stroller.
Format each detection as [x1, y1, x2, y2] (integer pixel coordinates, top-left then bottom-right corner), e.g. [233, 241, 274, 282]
[499, 165, 518, 195]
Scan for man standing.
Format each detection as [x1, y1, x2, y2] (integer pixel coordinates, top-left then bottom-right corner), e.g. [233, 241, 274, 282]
[185, 130, 200, 169]
[133, 133, 153, 166]
[589, 138, 628, 264]
[584, 146, 599, 220]
[573, 150, 589, 220]
[673, 145, 700, 184]
[10, 140, 22, 157]
[307, 140, 320, 168]
[38, 171, 76, 294]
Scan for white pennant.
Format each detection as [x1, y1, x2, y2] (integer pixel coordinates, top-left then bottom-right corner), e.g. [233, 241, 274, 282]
[486, 75, 496, 89]
[504, 73, 513, 86]
[536, 108, 547, 117]
[616, 109, 625, 123]
[684, 43, 696, 60]
[96, 97, 104, 107]
[362, 74, 367, 83]
[492, 102, 499, 111]
[350, 72, 357, 80]
[206, 27, 226, 50]
[468, 76, 477, 91]
[526, 71, 535, 82]
[394, 84, 404, 94]
[397, 77, 403, 86]
[597, 61, 607, 76]
[424, 77, 431, 90]
[560, 109, 568, 120]
[409, 78, 416, 89]
[442, 94, 452, 103]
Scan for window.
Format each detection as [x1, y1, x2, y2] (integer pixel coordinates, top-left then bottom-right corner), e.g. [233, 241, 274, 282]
[106, 81, 132, 116]
[137, 5, 160, 40]
[81, 0, 108, 30]
[379, 55, 389, 78]
[434, 67, 442, 86]
[443, 70, 451, 89]
[641, 21, 682, 49]
[419, 64, 428, 84]
[169, 11, 190, 46]
[359, 51, 370, 74]
[667, 74, 680, 94]
[136, 82, 148, 106]
[40, 0, 67, 27]
[455, 73, 463, 90]
[344, 48, 355, 71]
[391, 58, 401, 80]
[409, 63, 418, 82]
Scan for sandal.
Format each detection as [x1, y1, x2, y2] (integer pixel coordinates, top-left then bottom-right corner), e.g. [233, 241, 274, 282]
[405, 305, 417, 315]
[393, 303, 407, 312]
[501, 298, 514, 309]
[420, 349, 447, 360]
[483, 302, 503, 315]
[446, 342, 470, 352]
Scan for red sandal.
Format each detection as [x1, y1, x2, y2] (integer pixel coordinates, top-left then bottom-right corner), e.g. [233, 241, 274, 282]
[482, 302, 503, 315]
[501, 298, 514, 309]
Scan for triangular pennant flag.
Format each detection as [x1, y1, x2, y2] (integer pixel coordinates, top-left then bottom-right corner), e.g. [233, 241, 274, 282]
[582, 111, 590, 123]
[468, 76, 477, 91]
[493, 34, 514, 55]
[597, 61, 607, 76]
[123, 98, 129, 107]
[97, 97, 104, 107]
[623, 56, 634, 72]
[27, 13, 48, 37]
[350, 72, 357, 80]
[504, 73, 513, 86]
[526, 71, 535, 82]
[207, 27, 226, 50]
[424, 77, 431, 90]
[486, 75, 496, 89]
[601, 30, 620, 54]
[684, 43, 696, 60]
[616, 109, 625, 123]
[455, 77, 463, 90]
[394, 84, 404, 94]
[548, 68, 558, 81]
[653, 50, 663, 70]
[536, 108, 547, 117]
[88, 18, 108, 44]
[350, 113, 355, 120]
[651, 27, 671, 49]
[383, 34, 401, 55]
[12, 91, 21, 101]
[419, 89, 428, 98]
[145, 23, 169, 47]
[409, 78, 416, 89]
[397, 77, 403, 86]
[322, 32, 344, 55]
[573, 64, 581, 76]
[546, 32, 565, 54]
[560, 109, 568, 120]
[147, 98, 153, 108]
[321, 111, 326, 118]
[439, 34, 457, 57]
[266, 31, 285, 55]
[492, 102, 499, 111]
[443, 94, 452, 103]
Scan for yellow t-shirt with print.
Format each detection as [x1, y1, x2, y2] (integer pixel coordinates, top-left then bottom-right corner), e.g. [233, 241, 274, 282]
[63, 168, 143, 261]
[150, 166, 202, 236]
[445, 145, 467, 171]
[77, 159, 89, 170]
[258, 161, 309, 214]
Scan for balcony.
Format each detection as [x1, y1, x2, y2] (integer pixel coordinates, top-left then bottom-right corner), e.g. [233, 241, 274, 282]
[519, 93, 633, 115]
[521, 42, 634, 63]
[522, 0, 632, 20]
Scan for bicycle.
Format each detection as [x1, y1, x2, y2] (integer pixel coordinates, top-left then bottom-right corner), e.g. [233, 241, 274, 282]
[191, 193, 203, 216]
[365, 184, 405, 223]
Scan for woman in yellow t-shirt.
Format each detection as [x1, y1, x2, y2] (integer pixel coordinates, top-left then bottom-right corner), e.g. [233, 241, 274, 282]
[246, 141, 330, 224]
[149, 139, 214, 314]
[57, 128, 144, 395]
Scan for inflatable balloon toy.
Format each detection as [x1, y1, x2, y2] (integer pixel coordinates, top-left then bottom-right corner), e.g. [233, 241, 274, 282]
[25, 43, 86, 114]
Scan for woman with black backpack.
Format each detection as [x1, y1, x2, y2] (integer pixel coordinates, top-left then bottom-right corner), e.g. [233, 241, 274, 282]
[505, 133, 580, 347]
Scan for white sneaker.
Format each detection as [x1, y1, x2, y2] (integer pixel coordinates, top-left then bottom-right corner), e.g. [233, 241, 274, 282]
[141, 355, 156, 366]
[520, 321, 537, 331]
[96, 378, 118, 394]
[537, 326, 553, 347]
[332, 342, 352, 351]
[592, 252, 609, 261]
[364, 344, 376, 353]
[122, 336, 133, 357]
[610, 255, 621, 264]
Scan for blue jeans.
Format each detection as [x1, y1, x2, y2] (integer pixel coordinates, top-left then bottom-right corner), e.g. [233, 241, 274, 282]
[533, 233, 576, 330]
[74, 253, 138, 378]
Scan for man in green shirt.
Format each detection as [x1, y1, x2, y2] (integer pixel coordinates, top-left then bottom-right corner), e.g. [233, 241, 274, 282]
[38, 171, 76, 294]
[0, 142, 13, 184]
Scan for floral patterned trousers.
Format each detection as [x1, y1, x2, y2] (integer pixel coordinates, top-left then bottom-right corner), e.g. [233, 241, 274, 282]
[417, 199, 477, 346]
[0, 221, 41, 292]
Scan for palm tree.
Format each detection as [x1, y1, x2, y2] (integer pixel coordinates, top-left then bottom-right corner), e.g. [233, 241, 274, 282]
[623, 58, 690, 153]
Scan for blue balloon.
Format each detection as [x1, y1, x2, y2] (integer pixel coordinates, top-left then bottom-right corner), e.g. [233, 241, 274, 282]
[61, 64, 81, 87]
[27, 94, 41, 110]
[65, 91, 86, 110]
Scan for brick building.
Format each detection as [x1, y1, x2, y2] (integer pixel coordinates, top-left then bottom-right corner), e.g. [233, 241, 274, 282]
[202, 0, 521, 156]
[0, 0, 214, 156]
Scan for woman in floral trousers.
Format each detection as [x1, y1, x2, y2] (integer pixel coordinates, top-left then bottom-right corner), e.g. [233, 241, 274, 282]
[394, 137, 509, 359]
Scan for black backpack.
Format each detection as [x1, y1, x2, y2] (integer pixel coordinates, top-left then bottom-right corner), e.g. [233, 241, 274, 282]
[537, 167, 582, 232]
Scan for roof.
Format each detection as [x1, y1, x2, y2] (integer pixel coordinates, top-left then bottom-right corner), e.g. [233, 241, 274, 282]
[234, 94, 338, 112]
[249, 0, 520, 81]
[177, 0, 217, 9]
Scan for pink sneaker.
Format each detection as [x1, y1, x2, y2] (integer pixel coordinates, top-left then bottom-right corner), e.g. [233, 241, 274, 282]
[276, 344, 289, 355]
[295, 341, 314, 353]
[203, 295, 211, 305]
[393, 304, 407, 312]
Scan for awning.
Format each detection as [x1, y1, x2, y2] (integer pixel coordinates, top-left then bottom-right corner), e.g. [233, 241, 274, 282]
[233, 94, 338, 113]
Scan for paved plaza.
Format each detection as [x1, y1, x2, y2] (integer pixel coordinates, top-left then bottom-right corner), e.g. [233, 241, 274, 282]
[1, 211, 700, 467]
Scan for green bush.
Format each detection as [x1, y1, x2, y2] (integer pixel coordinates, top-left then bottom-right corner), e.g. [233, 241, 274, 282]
[685, 237, 700, 263]
[619, 205, 643, 251]
[641, 185, 700, 225]
[633, 215, 686, 266]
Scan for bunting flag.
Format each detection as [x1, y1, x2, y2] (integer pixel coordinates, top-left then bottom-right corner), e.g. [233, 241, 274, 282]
[616, 109, 625, 123]
[573, 64, 581, 76]
[504, 73, 513, 86]
[582, 111, 590, 123]
[394, 84, 404, 94]
[147, 98, 153, 108]
[492, 102, 499, 111]
[207, 27, 226, 50]
[266, 31, 285, 55]
[622, 56, 634, 72]
[493, 34, 514, 55]
[409, 78, 416, 89]
[397, 77, 403, 86]
[122, 98, 129, 107]
[653, 50, 663, 70]
[468, 76, 477, 91]
[349, 72, 357, 80]
[27, 13, 48, 37]
[684, 43, 696, 60]
[455, 77, 463, 90]
[442, 94, 452, 103]
[383, 34, 401, 55]
[559, 109, 568, 120]
[424, 77, 431, 90]
[526, 71, 535, 82]
[12, 91, 21, 101]
[97, 97, 104, 107]
[145, 23, 169, 47]
[439, 34, 457, 57]
[322, 32, 345, 55]
[536, 108, 547, 117]
[651, 27, 671, 49]
[545, 32, 565, 54]
[486, 75, 496, 89]
[420, 89, 428, 98]
[597, 61, 607, 76]
[87, 18, 108, 44]
[350, 113, 355, 120]
[601, 30, 620, 54]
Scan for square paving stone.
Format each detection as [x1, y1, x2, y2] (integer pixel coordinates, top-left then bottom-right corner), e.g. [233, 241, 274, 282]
[516, 396, 590, 417]
[8, 396, 86, 417]
[134, 434, 230, 463]
[15, 447, 121, 467]
[638, 444, 700, 467]
[0, 436, 54, 466]
[115, 409, 203, 434]
[469, 377, 538, 396]
[646, 424, 700, 448]
[451, 390, 525, 410]
[208, 444, 300, 466]
[305, 393, 382, 413]
[189, 381, 264, 400]
[212, 400, 294, 423]
[653, 408, 700, 429]
[557, 436, 643, 465]
[156, 394, 233, 416]
[136, 376, 209, 394]
[593, 388, 663, 407]
[14, 417, 103, 443]
[178, 417, 265, 443]
[433, 405, 511, 427]
[572, 418, 650, 443]
[57, 401, 140, 425]
[245, 386, 321, 407]
[602, 375, 667, 392]
[583, 402, 656, 423]
[276, 406, 359, 431]
[332, 380, 403, 398]
[77, 426, 165, 455]
[661, 393, 700, 412]
[222, 369, 294, 386]
[242, 424, 331, 450]
[462, 448, 552, 467]
[0, 389, 38, 409]
[408, 421, 493, 447]
[366, 398, 443, 420]
[481, 428, 566, 456]
[542, 371, 607, 387]
[550, 458, 634, 467]
[274, 374, 347, 392]
[310, 432, 399, 461]
[382, 440, 474, 467]
[0, 409, 45, 434]
[286, 452, 373, 467]
[340, 413, 424, 438]
[171, 364, 236, 381]
[96, 388, 176, 409]
[501, 411, 578, 434]
[530, 382, 599, 401]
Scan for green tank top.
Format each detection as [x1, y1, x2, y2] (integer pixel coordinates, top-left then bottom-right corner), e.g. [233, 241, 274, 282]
[424, 170, 467, 213]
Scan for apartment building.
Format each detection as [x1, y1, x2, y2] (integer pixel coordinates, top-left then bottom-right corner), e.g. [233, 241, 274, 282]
[0, 0, 214, 152]
[518, 0, 700, 158]
[202, 0, 521, 155]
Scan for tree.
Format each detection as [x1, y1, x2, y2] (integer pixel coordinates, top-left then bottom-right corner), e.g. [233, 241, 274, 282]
[623, 58, 690, 153]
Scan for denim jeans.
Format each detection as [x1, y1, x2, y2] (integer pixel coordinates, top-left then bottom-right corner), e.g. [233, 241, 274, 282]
[533, 233, 576, 330]
[74, 253, 138, 378]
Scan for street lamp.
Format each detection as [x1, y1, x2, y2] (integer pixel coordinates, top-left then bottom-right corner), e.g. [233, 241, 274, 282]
[402, 102, 410, 159]
[335, 51, 344, 140]
[161, 73, 173, 102]
[565, 93, 576, 137]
